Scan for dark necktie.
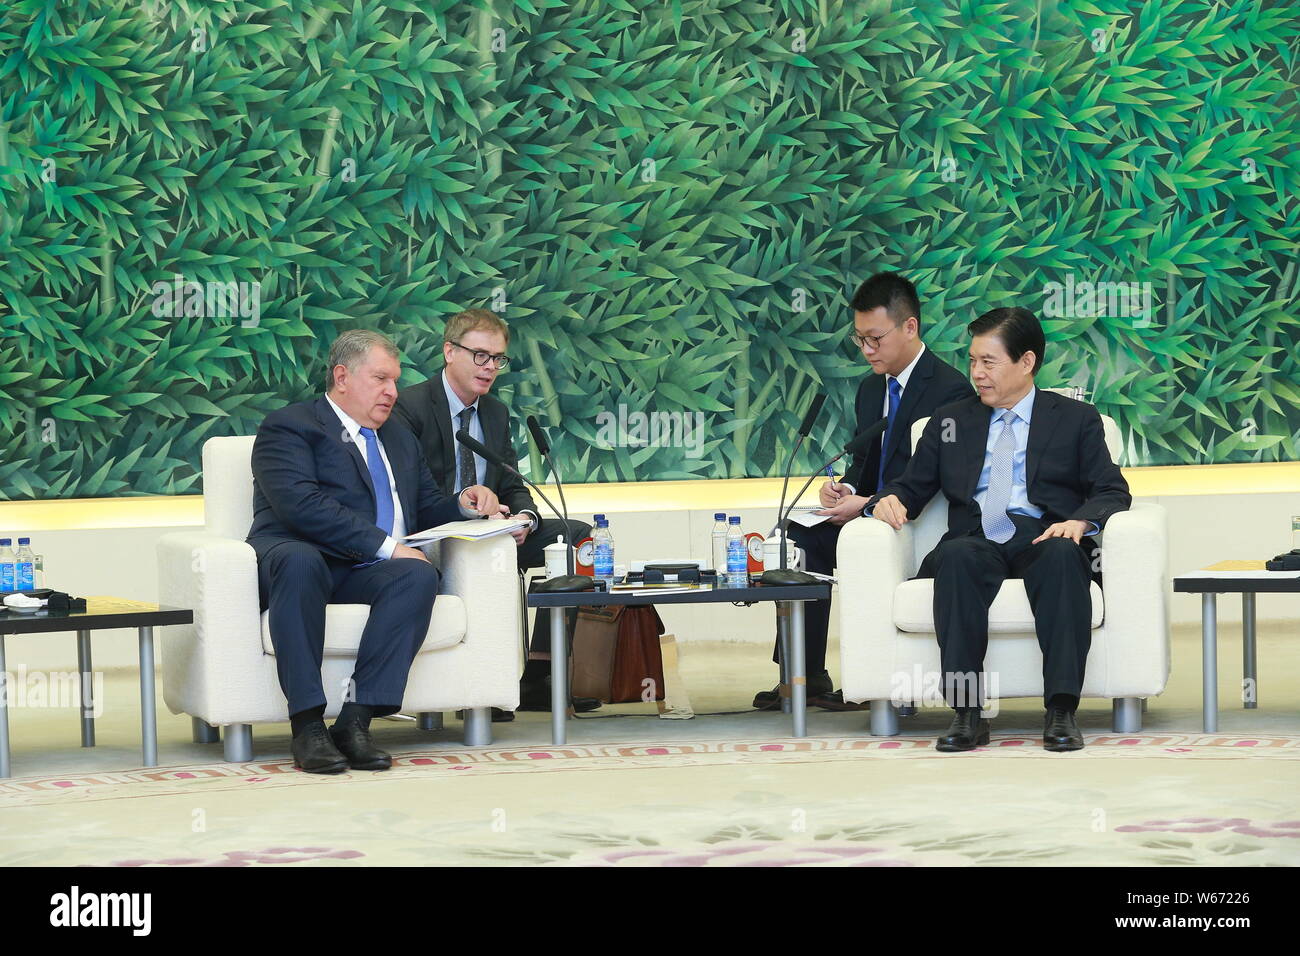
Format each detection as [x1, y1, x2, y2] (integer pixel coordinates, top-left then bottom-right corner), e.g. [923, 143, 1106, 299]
[457, 406, 477, 492]
[357, 427, 394, 535]
[877, 376, 903, 489]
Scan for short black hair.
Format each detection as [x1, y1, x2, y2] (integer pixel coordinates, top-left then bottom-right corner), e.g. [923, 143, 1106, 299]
[849, 272, 921, 335]
[967, 307, 1045, 375]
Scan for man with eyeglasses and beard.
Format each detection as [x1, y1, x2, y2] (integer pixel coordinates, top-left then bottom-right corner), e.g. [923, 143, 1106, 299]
[392, 309, 601, 719]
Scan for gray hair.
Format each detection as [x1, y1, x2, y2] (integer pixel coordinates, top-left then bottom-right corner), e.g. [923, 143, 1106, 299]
[325, 329, 399, 392]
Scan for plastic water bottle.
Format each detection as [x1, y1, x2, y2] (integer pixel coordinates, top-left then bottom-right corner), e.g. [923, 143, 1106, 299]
[711, 513, 728, 572]
[14, 538, 35, 591]
[0, 538, 14, 592]
[726, 516, 747, 588]
[593, 517, 615, 586]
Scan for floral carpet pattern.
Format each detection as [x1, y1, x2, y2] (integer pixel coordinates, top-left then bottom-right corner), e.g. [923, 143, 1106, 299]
[2, 733, 1297, 867]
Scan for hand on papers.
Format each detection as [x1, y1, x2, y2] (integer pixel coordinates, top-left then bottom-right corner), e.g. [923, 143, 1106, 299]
[816, 493, 870, 526]
[498, 504, 529, 544]
[871, 494, 909, 530]
[459, 484, 499, 517]
[1032, 519, 1089, 545]
[392, 543, 431, 562]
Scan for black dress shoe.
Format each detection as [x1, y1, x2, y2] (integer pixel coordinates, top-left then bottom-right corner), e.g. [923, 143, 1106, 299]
[329, 722, 392, 771]
[291, 722, 349, 774]
[1043, 706, 1085, 752]
[753, 671, 834, 710]
[810, 688, 871, 711]
[935, 709, 990, 752]
[517, 678, 602, 713]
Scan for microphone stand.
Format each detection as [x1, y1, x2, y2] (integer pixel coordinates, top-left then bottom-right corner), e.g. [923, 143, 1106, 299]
[759, 419, 889, 587]
[456, 429, 593, 593]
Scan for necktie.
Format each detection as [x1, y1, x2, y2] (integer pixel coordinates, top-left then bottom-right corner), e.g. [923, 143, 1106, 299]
[456, 406, 477, 492]
[358, 427, 394, 535]
[877, 377, 903, 489]
[981, 411, 1017, 544]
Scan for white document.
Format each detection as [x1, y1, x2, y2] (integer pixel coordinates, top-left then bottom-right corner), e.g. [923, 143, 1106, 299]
[786, 509, 832, 529]
[403, 518, 529, 543]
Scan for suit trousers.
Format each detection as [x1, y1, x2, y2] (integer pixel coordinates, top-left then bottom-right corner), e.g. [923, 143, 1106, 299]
[257, 540, 441, 716]
[516, 517, 593, 662]
[917, 514, 1094, 707]
[769, 519, 840, 675]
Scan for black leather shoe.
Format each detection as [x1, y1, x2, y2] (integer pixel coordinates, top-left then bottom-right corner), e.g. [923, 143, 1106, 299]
[291, 722, 349, 774]
[753, 671, 834, 710]
[329, 722, 392, 771]
[810, 688, 871, 711]
[517, 678, 601, 713]
[936, 709, 990, 752]
[1043, 707, 1084, 752]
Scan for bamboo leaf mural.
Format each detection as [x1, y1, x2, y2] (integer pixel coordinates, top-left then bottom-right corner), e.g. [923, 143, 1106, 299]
[0, 0, 1297, 500]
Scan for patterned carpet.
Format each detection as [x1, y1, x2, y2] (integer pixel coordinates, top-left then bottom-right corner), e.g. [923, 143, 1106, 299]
[2, 731, 1297, 867]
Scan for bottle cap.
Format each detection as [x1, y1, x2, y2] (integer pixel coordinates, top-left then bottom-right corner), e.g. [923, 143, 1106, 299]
[715, 513, 726, 520]
[18, 538, 29, 545]
[0, 539, 9, 546]
[729, 516, 741, 524]
[593, 514, 605, 523]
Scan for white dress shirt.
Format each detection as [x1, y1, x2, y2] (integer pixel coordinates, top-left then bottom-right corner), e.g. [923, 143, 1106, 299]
[443, 371, 539, 532]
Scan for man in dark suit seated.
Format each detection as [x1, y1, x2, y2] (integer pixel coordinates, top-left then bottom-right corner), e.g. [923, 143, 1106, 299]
[392, 309, 600, 719]
[867, 307, 1131, 752]
[754, 273, 974, 711]
[248, 329, 500, 773]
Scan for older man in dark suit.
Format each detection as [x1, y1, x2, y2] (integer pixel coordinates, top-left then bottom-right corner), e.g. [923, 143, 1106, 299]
[867, 307, 1131, 752]
[248, 330, 499, 773]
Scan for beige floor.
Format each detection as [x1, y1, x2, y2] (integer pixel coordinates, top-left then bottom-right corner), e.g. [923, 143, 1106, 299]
[0, 623, 1297, 866]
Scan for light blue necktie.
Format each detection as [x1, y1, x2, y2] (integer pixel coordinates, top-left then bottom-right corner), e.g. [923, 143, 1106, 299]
[358, 427, 394, 536]
[981, 410, 1017, 544]
[877, 376, 903, 489]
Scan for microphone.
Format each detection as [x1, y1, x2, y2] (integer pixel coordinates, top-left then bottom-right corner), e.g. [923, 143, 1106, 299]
[456, 428, 593, 592]
[759, 417, 888, 587]
[797, 392, 826, 438]
[525, 414, 550, 456]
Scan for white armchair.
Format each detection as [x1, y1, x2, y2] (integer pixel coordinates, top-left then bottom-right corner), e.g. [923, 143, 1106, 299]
[157, 436, 521, 761]
[837, 403, 1169, 735]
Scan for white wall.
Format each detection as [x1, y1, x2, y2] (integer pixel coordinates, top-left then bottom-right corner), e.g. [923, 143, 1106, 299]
[5, 490, 1298, 671]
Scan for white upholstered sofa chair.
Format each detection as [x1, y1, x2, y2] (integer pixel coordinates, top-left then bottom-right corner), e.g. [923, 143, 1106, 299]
[157, 436, 521, 761]
[837, 402, 1169, 735]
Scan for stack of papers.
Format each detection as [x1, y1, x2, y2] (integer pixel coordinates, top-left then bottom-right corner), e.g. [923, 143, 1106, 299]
[403, 519, 529, 543]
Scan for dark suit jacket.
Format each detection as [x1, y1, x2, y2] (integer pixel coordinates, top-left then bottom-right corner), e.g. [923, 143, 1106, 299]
[847, 347, 975, 495]
[391, 375, 536, 517]
[246, 396, 464, 564]
[867, 388, 1132, 542]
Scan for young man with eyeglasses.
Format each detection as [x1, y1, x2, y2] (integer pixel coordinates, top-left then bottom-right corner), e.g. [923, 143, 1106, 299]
[753, 273, 974, 712]
[392, 309, 600, 719]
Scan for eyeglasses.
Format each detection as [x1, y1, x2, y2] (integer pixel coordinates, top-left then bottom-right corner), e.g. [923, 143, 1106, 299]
[850, 326, 896, 351]
[450, 341, 510, 370]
